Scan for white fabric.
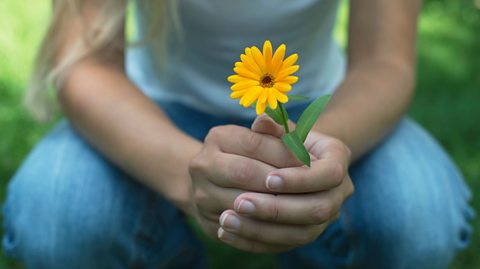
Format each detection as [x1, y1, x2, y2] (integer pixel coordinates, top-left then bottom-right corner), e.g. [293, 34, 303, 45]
[127, 0, 345, 119]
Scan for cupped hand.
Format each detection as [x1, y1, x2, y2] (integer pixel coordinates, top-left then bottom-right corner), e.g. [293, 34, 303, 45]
[216, 115, 355, 253]
[188, 122, 302, 242]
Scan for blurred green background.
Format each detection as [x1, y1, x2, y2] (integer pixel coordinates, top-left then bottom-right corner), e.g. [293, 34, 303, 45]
[0, 0, 479, 268]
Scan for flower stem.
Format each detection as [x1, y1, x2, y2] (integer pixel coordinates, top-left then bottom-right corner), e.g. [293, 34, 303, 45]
[278, 103, 290, 134]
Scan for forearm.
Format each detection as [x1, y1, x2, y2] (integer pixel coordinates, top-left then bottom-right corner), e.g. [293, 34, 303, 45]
[59, 60, 201, 215]
[313, 59, 415, 161]
[313, 0, 420, 162]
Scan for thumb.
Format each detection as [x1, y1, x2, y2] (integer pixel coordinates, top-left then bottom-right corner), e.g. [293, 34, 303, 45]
[252, 114, 317, 162]
[251, 114, 285, 138]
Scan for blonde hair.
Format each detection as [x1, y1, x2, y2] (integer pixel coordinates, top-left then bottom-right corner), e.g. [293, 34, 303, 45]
[26, 0, 179, 121]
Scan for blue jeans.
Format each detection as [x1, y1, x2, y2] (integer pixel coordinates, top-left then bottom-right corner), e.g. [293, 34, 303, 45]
[2, 101, 474, 269]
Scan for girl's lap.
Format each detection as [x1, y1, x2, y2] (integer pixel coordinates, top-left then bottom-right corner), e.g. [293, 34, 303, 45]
[2, 103, 473, 269]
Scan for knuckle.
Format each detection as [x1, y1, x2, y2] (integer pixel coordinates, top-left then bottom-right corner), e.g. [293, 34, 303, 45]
[241, 131, 263, 155]
[230, 161, 254, 187]
[329, 139, 351, 159]
[193, 189, 210, 208]
[205, 126, 223, 144]
[188, 155, 208, 175]
[310, 202, 332, 224]
[346, 178, 355, 198]
[267, 197, 281, 221]
[330, 162, 346, 186]
[344, 144, 352, 160]
[330, 137, 345, 148]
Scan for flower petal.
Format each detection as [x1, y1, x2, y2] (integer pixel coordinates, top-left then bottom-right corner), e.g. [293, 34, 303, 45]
[277, 76, 298, 85]
[271, 44, 286, 76]
[258, 89, 268, 104]
[271, 88, 289, 103]
[240, 54, 262, 74]
[263, 40, 273, 73]
[235, 62, 243, 68]
[231, 80, 259, 91]
[256, 100, 267, 115]
[230, 89, 249, 99]
[240, 86, 263, 107]
[267, 88, 278, 109]
[228, 75, 243, 83]
[234, 67, 261, 80]
[276, 65, 300, 81]
[282, 54, 298, 69]
[273, 83, 292, 92]
[251, 46, 266, 73]
[245, 48, 265, 73]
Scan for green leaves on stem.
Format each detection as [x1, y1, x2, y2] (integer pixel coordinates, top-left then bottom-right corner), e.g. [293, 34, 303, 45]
[264, 94, 331, 167]
[296, 94, 331, 142]
[278, 103, 290, 133]
[265, 105, 284, 126]
[288, 94, 309, 101]
[282, 131, 311, 167]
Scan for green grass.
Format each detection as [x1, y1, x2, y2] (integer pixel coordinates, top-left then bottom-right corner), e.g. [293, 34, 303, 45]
[1, 1, 479, 268]
[414, 3, 480, 268]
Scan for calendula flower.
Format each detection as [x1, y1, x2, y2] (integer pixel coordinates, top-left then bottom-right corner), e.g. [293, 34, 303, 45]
[228, 40, 300, 114]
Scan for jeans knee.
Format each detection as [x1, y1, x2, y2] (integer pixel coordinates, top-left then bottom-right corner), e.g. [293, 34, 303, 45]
[1, 142, 151, 268]
[352, 201, 471, 269]
[2, 121, 206, 268]
[3, 174, 125, 269]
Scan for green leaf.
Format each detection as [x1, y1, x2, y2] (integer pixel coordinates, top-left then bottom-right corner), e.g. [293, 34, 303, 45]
[265, 105, 284, 125]
[288, 94, 309, 101]
[296, 94, 331, 142]
[282, 131, 311, 167]
[279, 103, 289, 124]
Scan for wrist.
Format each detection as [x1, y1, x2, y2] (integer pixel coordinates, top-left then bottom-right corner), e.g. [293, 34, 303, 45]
[151, 134, 202, 217]
[312, 112, 351, 150]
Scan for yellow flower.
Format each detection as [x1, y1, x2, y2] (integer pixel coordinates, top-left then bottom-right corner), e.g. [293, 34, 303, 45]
[228, 40, 300, 115]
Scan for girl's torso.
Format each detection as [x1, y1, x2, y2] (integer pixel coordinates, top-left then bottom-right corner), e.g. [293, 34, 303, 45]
[127, 0, 345, 119]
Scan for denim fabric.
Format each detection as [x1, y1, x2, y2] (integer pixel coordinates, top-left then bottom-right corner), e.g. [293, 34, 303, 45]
[278, 116, 475, 269]
[2, 101, 474, 269]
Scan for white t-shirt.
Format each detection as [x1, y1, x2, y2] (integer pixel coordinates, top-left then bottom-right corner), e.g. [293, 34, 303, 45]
[127, 0, 345, 119]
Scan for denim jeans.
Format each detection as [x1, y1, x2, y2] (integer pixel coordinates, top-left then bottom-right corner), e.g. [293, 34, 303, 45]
[2, 101, 474, 269]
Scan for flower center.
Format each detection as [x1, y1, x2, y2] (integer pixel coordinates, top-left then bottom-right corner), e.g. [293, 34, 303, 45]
[260, 74, 275, 88]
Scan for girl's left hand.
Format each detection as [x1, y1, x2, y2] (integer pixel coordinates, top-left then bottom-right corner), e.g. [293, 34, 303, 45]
[217, 115, 355, 253]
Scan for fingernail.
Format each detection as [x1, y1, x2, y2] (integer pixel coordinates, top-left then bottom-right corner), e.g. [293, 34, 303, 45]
[237, 199, 256, 214]
[266, 175, 283, 189]
[220, 213, 241, 231]
[217, 228, 233, 243]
